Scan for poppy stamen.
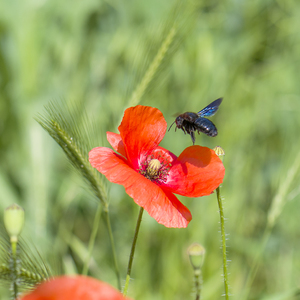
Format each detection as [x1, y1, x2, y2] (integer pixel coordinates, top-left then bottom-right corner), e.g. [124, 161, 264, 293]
[139, 155, 170, 183]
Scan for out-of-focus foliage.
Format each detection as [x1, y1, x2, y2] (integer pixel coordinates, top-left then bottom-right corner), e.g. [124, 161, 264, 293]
[0, 0, 300, 299]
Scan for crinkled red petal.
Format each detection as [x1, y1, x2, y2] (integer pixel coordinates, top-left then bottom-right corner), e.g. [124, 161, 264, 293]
[126, 178, 191, 228]
[106, 132, 126, 157]
[118, 105, 167, 170]
[20, 275, 131, 300]
[106, 132, 176, 164]
[164, 146, 225, 197]
[89, 147, 191, 228]
[89, 147, 131, 183]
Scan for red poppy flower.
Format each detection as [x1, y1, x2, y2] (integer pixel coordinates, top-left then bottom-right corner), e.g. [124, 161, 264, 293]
[89, 105, 225, 228]
[20, 276, 132, 300]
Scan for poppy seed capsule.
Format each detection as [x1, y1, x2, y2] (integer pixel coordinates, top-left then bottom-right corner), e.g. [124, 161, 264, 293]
[146, 159, 161, 178]
[187, 243, 205, 269]
[4, 204, 25, 243]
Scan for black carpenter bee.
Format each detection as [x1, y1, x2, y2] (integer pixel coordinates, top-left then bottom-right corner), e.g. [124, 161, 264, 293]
[168, 98, 223, 145]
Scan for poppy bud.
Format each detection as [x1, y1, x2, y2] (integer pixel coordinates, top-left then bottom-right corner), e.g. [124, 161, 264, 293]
[187, 243, 205, 270]
[213, 146, 225, 161]
[4, 204, 25, 243]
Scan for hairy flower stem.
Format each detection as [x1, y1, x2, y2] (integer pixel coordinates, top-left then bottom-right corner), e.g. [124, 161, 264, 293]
[194, 268, 202, 300]
[11, 241, 19, 300]
[104, 208, 121, 291]
[123, 207, 144, 296]
[216, 186, 229, 299]
[82, 203, 102, 276]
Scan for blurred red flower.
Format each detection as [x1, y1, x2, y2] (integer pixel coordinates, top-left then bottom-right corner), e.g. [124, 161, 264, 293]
[21, 276, 132, 300]
[89, 105, 225, 228]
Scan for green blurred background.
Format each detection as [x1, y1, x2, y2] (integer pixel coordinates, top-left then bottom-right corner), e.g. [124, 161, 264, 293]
[1, 0, 300, 299]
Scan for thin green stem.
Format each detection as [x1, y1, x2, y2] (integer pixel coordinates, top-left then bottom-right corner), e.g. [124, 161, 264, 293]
[123, 207, 144, 296]
[240, 154, 300, 299]
[240, 227, 271, 300]
[194, 268, 202, 300]
[11, 241, 17, 256]
[103, 208, 121, 291]
[82, 203, 103, 276]
[128, 25, 177, 107]
[11, 241, 19, 300]
[216, 186, 229, 299]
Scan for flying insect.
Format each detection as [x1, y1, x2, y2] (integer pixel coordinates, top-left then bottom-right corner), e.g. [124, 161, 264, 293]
[168, 98, 223, 145]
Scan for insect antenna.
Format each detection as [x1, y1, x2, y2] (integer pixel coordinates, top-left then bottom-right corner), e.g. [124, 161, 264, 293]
[168, 121, 176, 131]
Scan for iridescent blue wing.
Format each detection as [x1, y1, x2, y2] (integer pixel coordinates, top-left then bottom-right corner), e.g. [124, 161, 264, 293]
[197, 98, 223, 117]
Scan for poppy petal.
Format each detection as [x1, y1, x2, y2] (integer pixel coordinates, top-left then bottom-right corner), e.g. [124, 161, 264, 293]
[126, 179, 192, 228]
[152, 146, 177, 163]
[21, 275, 132, 300]
[89, 147, 191, 228]
[164, 146, 225, 197]
[89, 147, 132, 183]
[118, 106, 167, 170]
[106, 132, 126, 157]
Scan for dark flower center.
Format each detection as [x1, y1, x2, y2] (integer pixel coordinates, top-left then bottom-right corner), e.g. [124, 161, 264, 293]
[139, 152, 171, 184]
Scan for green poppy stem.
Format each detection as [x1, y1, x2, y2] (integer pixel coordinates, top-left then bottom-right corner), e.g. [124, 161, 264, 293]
[216, 186, 229, 299]
[82, 203, 102, 276]
[194, 268, 202, 300]
[123, 207, 144, 296]
[11, 241, 19, 299]
[104, 208, 122, 291]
